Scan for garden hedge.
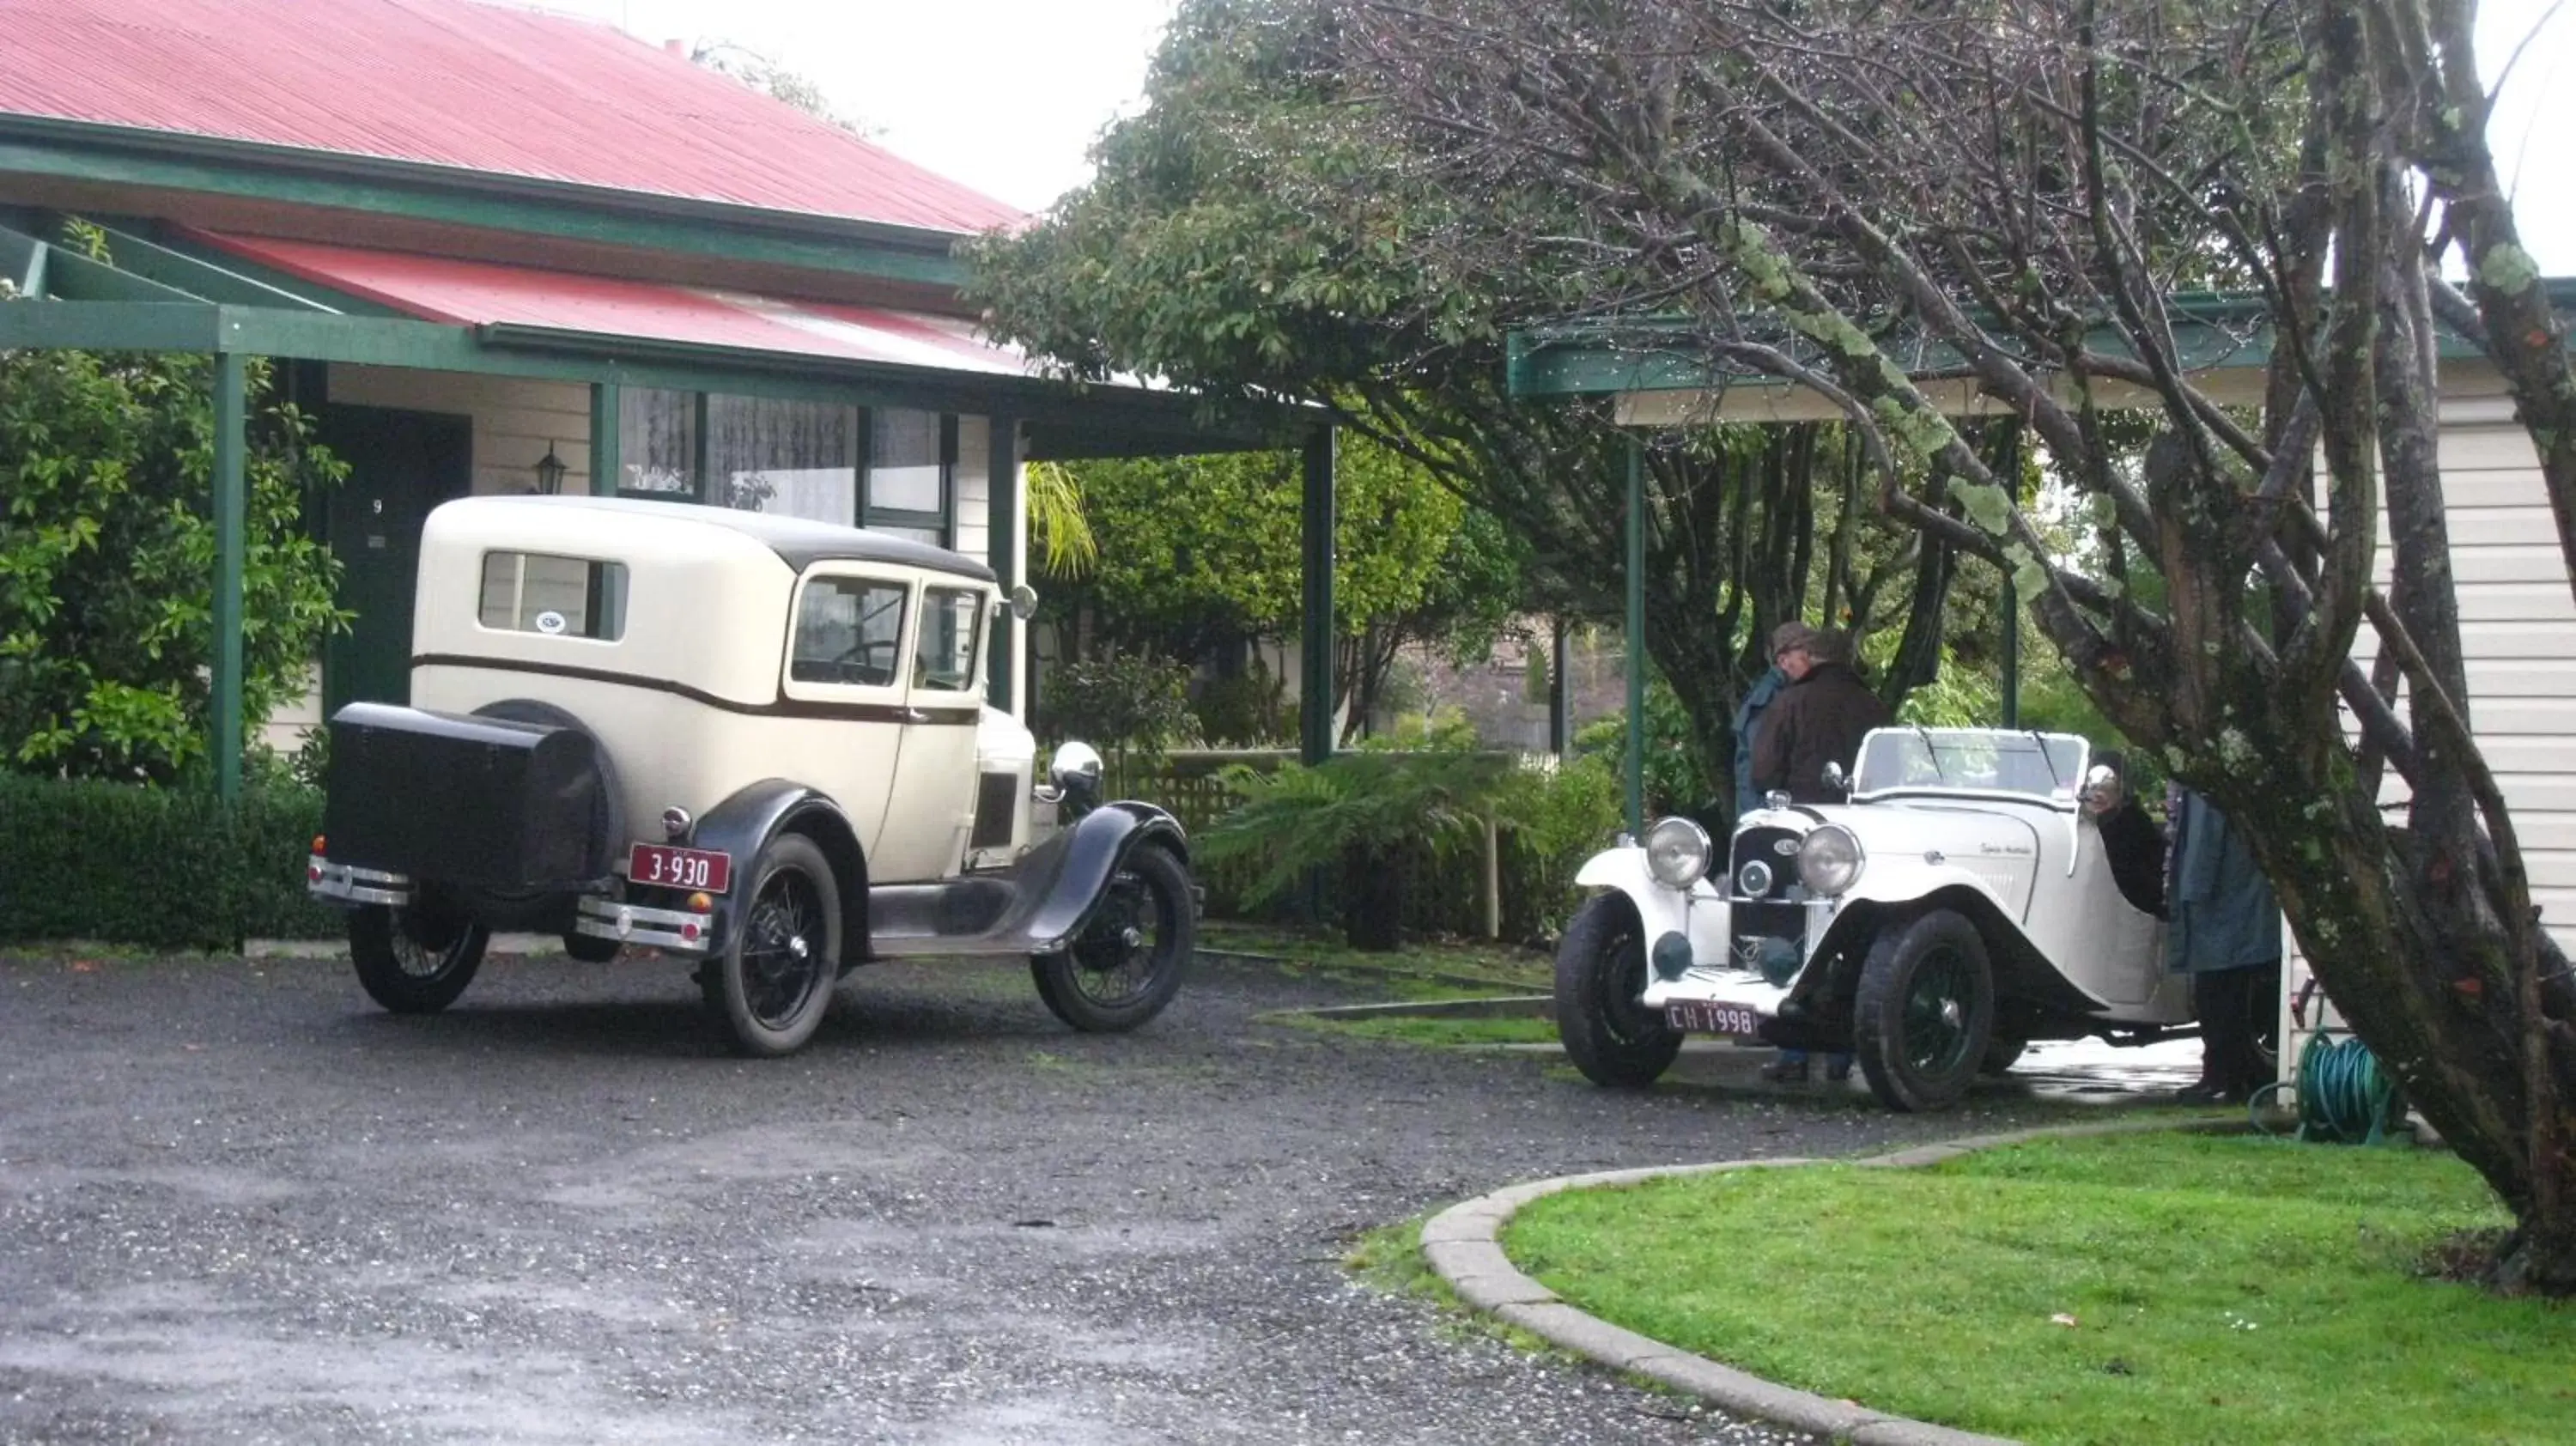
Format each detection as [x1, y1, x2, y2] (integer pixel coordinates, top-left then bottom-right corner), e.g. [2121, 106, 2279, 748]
[0, 775, 337, 950]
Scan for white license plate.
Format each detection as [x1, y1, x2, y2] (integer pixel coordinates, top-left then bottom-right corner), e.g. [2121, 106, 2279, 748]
[1664, 1000, 1768, 1037]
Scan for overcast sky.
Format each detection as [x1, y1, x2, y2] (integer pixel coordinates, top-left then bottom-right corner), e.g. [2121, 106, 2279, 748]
[525, 0, 2576, 270]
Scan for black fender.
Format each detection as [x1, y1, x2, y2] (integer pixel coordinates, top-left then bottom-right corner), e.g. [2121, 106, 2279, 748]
[688, 780, 870, 970]
[1021, 802, 1191, 954]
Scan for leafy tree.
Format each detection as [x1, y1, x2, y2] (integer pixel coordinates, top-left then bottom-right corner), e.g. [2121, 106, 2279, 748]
[967, 0, 1966, 815]
[1336, 0, 2576, 1290]
[0, 338, 347, 784]
[1047, 434, 1529, 738]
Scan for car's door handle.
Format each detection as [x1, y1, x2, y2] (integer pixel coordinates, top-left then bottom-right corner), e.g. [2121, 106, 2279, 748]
[898, 707, 929, 724]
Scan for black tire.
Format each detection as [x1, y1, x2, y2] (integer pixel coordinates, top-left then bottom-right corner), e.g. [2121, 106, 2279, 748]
[1981, 1036, 2029, 1076]
[349, 902, 489, 1014]
[1553, 893, 1682, 1088]
[1853, 908, 1995, 1112]
[562, 932, 622, 963]
[700, 834, 841, 1057]
[1031, 845, 1194, 1032]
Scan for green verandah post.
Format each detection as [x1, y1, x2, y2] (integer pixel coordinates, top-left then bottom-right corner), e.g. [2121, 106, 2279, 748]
[211, 349, 247, 802]
[1625, 436, 1645, 836]
[987, 415, 1020, 712]
[1300, 425, 1336, 767]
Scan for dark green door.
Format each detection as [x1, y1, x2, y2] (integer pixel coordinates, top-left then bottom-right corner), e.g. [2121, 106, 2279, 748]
[319, 405, 472, 715]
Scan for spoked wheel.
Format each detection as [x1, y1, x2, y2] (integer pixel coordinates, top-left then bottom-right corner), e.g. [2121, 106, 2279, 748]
[1854, 909, 1994, 1112]
[702, 834, 841, 1057]
[1031, 846, 1194, 1032]
[1554, 892, 1681, 1088]
[349, 901, 489, 1014]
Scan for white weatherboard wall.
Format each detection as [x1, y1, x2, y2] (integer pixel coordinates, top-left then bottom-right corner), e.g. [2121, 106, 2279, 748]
[2287, 358, 2576, 1077]
[265, 376, 1015, 743]
[327, 365, 594, 495]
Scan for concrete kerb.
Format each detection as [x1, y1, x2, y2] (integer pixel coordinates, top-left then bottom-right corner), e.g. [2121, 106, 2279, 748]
[1417, 1121, 2241, 1446]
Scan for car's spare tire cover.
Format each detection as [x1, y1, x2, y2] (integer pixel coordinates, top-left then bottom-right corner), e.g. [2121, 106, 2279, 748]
[470, 699, 628, 879]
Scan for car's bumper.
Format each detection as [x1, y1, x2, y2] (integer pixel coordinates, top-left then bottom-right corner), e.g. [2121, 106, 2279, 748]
[572, 895, 715, 954]
[1641, 964, 1790, 1037]
[307, 855, 412, 908]
[307, 854, 716, 955]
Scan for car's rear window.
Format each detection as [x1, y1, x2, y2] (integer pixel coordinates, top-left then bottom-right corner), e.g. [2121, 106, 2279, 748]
[791, 576, 908, 686]
[478, 551, 627, 641]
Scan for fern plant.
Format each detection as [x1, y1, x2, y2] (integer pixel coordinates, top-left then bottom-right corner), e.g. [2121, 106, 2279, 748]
[1197, 744, 1536, 950]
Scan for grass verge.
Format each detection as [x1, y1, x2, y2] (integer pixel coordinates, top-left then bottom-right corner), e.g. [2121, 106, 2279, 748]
[1275, 1012, 1560, 1048]
[1200, 921, 1553, 993]
[1503, 1132, 2562, 1445]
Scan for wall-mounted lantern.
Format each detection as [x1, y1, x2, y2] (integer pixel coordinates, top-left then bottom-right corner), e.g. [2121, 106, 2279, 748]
[533, 442, 568, 495]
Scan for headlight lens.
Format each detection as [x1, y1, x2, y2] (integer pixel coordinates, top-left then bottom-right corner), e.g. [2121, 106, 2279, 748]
[1796, 824, 1864, 896]
[1643, 817, 1714, 890]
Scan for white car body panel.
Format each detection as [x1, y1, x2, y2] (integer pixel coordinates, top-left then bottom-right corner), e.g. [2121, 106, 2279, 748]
[1596, 727, 2194, 1042]
[410, 495, 1021, 885]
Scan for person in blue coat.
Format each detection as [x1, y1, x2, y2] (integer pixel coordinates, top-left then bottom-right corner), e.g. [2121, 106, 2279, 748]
[2164, 786, 2283, 1103]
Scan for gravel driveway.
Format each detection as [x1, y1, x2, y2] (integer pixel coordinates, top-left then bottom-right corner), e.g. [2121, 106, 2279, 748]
[2, 947, 2076, 1444]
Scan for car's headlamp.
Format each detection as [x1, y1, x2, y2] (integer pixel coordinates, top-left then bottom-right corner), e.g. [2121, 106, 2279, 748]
[1644, 817, 1713, 890]
[1796, 824, 1864, 896]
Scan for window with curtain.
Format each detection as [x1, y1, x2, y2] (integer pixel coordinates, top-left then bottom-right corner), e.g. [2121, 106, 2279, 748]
[867, 407, 949, 544]
[617, 387, 697, 496]
[709, 395, 859, 524]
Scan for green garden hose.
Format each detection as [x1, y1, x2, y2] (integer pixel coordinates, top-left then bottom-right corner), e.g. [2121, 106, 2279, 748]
[2249, 1030, 2399, 1144]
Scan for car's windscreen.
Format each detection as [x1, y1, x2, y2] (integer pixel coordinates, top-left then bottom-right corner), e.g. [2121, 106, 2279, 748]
[1852, 729, 2087, 800]
[477, 551, 626, 641]
[790, 577, 908, 686]
[914, 587, 982, 693]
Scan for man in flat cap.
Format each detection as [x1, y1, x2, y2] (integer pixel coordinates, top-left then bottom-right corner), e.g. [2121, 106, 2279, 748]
[1751, 627, 1891, 805]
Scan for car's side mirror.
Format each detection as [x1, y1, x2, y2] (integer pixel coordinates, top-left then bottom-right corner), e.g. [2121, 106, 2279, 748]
[1821, 761, 1848, 794]
[1006, 583, 1039, 621]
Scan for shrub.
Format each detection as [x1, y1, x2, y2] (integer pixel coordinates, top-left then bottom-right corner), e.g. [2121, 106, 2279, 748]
[1198, 743, 1535, 950]
[0, 774, 335, 949]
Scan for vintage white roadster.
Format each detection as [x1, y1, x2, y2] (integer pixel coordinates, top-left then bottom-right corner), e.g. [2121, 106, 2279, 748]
[1555, 727, 2193, 1110]
[306, 495, 1196, 1057]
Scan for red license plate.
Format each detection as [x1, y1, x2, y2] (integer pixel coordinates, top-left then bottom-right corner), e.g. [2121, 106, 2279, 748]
[1665, 1000, 1768, 1037]
[629, 843, 731, 894]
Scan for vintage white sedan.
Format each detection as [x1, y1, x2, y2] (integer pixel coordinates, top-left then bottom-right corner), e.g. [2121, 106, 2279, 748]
[306, 495, 1195, 1057]
[1554, 727, 2192, 1110]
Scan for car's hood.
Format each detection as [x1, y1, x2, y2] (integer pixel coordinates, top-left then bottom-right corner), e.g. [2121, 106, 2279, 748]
[1742, 799, 2049, 860]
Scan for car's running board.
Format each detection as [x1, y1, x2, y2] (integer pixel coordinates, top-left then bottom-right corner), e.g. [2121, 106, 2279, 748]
[860, 805, 1188, 962]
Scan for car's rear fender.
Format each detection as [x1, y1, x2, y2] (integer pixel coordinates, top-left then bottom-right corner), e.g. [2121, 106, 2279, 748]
[1810, 885, 2107, 1020]
[1571, 846, 1733, 969]
[690, 781, 869, 970]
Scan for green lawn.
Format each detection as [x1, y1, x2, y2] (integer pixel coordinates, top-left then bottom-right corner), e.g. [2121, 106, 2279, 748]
[1503, 1133, 2567, 1446]
[1200, 921, 1553, 993]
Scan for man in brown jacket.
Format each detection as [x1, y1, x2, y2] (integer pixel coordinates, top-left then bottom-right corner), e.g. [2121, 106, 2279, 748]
[1750, 627, 1892, 805]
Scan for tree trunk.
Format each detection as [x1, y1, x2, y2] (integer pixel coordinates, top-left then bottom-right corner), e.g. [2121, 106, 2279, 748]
[1340, 841, 1405, 951]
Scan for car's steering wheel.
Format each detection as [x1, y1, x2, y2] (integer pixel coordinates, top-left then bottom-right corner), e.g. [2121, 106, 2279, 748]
[833, 638, 897, 684]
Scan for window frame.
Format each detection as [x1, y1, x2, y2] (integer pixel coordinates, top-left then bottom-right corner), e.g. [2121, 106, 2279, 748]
[473, 549, 629, 643]
[860, 409, 954, 547]
[781, 568, 916, 702]
[910, 585, 987, 696]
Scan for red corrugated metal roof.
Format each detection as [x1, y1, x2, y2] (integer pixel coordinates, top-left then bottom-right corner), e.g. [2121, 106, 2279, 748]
[194, 229, 1034, 376]
[0, 0, 1024, 234]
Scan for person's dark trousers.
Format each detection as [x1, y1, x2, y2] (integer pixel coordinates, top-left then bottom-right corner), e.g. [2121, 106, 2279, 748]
[2190, 958, 2281, 1095]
